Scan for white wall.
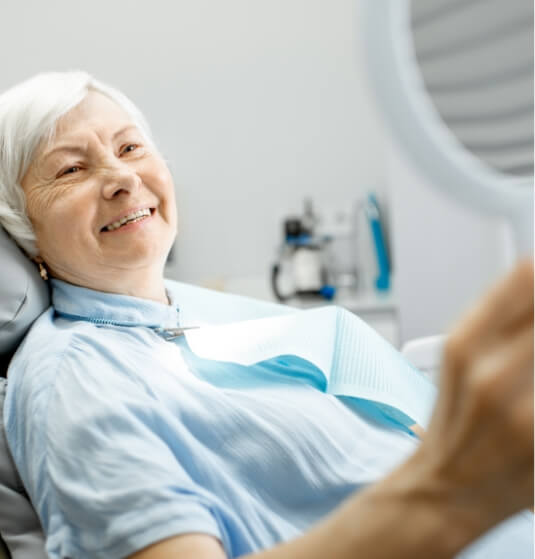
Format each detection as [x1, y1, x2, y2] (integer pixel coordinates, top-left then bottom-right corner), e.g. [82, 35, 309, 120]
[386, 140, 513, 344]
[1, 0, 386, 285]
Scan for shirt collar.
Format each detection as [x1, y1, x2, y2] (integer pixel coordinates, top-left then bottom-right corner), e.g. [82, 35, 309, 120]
[50, 278, 181, 329]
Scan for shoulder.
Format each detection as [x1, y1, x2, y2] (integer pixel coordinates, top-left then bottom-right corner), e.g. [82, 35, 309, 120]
[7, 309, 106, 396]
[3, 312, 95, 505]
[3, 311, 156, 502]
[8, 305, 156, 382]
[4, 311, 150, 445]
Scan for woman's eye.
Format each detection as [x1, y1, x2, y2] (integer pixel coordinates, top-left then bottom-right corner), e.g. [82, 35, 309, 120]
[59, 166, 80, 177]
[121, 144, 138, 155]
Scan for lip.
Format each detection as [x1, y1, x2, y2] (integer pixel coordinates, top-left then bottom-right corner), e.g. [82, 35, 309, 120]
[101, 212, 154, 234]
[100, 205, 156, 232]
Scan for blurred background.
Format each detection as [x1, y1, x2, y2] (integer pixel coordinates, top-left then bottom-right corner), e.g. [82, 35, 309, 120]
[2, 0, 532, 348]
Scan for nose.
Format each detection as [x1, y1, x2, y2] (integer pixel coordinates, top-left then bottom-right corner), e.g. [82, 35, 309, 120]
[101, 162, 142, 200]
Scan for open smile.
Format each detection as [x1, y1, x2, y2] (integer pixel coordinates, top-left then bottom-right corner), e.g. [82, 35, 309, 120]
[101, 207, 156, 233]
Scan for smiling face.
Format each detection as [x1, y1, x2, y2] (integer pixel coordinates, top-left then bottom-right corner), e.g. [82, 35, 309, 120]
[21, 91, 177, 303]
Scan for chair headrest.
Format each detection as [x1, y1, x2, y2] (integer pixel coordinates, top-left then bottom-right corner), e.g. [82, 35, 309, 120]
[0, 227, 50, 374]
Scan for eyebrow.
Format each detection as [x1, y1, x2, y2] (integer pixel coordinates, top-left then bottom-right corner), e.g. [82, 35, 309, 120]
[41, 124, 139, 163]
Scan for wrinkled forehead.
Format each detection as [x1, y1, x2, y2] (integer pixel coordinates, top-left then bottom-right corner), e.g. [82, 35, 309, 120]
[48, 90, 135, 147]
[24, 91, 142, 183]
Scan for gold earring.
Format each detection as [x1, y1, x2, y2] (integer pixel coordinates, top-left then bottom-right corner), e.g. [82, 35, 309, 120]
[38, 262, 48, 281]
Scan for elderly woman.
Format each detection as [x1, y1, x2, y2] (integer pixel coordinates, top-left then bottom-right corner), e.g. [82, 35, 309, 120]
[0, 72, 533, 559]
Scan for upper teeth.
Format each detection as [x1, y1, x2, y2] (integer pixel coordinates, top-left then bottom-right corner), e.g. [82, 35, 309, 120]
[105, 208, 151, 231]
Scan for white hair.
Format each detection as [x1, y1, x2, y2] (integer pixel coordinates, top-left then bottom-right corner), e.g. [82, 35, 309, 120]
[0, 71, 155, 257]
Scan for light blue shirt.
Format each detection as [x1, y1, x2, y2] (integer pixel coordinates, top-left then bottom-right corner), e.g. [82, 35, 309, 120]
[4, 279, 532, 558]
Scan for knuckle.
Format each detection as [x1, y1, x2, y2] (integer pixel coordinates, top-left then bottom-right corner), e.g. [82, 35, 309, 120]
[468, 371, 501, 410]
[516, 259, 534, 292]
[507, 404, 534, 447]
[443, 333, 468, 368]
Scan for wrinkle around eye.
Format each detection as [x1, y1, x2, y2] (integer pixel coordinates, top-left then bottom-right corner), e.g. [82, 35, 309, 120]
[24, 179, 63, 214]
[58, 166, 81, 178]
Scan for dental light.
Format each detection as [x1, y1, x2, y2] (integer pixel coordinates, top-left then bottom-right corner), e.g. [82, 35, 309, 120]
[361, 0, 533, 258]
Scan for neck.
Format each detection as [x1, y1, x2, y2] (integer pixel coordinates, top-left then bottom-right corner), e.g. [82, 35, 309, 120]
[50, 268, 170, 305]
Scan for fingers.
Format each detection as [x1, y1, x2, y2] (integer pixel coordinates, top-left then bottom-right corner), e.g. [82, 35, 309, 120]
[451, 259, 533, 354]
[422, 261, 534, 521]
[468, 320, 534, 397]
[445, 310, 534, 426]
[435, 261, 534, 427]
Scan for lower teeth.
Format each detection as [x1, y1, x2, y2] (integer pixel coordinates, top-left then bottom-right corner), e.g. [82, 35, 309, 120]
[121, 216, 146, 228]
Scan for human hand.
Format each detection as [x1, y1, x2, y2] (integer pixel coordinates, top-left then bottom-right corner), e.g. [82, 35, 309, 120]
[413, 260, 534, 534]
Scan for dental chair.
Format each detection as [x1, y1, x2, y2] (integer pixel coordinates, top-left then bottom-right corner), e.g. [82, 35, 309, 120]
[0, 224, 443, 559]
[0, 227, 49, 559]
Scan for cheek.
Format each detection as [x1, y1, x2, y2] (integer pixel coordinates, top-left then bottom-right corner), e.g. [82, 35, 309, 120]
[143, 162, 176, 208]
[36, 207, 75, 245]
[26, 186, 91, 243]
[24, 185, 60, 226]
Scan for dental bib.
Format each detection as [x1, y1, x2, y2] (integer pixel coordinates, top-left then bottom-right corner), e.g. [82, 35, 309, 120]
[175, 297, 437, 430]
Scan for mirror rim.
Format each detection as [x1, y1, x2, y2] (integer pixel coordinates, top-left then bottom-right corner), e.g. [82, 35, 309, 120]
[360, 0, 533, 221]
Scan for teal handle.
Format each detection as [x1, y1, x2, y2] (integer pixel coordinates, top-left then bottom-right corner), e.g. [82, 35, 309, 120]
[366, 194, 390, 291]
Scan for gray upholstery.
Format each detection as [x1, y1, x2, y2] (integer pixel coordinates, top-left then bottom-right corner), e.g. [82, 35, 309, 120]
[0, 227, 49, 558]
[0, 227, 50, 372]
[0, 379, 47, 558]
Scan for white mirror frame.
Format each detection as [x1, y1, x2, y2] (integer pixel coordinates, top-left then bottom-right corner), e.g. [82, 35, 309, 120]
[360, 0, 533, 256]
